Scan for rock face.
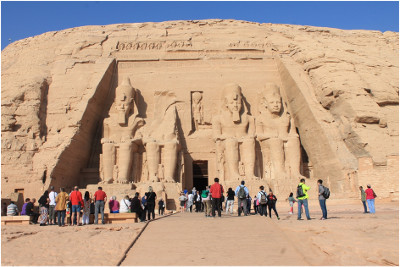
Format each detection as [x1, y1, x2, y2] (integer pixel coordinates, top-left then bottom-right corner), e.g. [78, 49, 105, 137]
[2, 19, 398, 207]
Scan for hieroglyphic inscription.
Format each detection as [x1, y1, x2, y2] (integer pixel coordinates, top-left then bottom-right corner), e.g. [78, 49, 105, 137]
[229, 41, 272, 49]
[117, 40, 192, 51]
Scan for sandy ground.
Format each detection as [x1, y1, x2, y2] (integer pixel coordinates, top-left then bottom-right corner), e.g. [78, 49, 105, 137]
[1, 200, 399, 266]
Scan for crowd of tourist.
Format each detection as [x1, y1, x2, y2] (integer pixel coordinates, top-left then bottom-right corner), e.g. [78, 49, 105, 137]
[2, 178, 377, 224]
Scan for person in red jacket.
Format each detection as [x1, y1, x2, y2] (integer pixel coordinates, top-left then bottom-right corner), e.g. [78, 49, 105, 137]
[69, 186, 83, 226]
[210, 177, 224, 217]
[365, 184, 376, 214]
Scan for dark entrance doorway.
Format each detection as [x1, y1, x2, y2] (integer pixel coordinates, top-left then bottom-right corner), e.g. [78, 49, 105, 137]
[193, 161, 208, 191]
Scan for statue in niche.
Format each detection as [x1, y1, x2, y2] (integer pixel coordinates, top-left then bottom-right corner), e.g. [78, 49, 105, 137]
[191, 91, 204, 131]
[256, 83, 304, 185]
[100, 77, 145, 184]
[142, 91, 180, 183]
[212, 83, 257, 181]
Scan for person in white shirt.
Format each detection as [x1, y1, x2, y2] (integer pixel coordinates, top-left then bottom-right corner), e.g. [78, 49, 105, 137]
[120, 195, 131, 213]
[48, 186, 58, 225]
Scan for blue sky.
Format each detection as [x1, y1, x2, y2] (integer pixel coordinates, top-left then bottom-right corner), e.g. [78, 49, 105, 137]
[1, 1, 399, 50]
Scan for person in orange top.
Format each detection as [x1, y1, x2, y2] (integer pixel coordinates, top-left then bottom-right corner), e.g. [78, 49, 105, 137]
[210, 177, 224, 217]
[93, 186, 107, 224]
[69, 186, 83, 226]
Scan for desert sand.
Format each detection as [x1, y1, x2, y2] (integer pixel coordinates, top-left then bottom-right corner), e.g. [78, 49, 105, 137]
[1, 200, 398, 266]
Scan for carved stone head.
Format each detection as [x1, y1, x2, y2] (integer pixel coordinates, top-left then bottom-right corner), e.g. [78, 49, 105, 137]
[262, 83, 282, 115]
[192, 92, 202, 104]
[222, 83, 243, 122]
[115, 77, 135, 125]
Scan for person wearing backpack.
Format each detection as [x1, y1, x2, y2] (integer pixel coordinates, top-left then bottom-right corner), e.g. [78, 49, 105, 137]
[201, 186, 212, 217]
[235, 181, 249, 216]
[257, 186, 268, 217]
[296, 178, 311, 220]
[317, 179, 328, 220]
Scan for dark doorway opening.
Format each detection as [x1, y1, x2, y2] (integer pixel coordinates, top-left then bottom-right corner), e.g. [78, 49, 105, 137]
[193, 161, 208, 191]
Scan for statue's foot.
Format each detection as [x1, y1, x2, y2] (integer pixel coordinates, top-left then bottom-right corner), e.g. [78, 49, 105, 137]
[164, 178, 175, 183]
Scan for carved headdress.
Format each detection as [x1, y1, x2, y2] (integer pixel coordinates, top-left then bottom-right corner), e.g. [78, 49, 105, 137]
[115, 77, 137, 125]
[221, 83, 248, 122]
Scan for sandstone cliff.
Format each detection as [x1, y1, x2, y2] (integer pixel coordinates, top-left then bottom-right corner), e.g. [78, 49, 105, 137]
[1, 19, 398, 200]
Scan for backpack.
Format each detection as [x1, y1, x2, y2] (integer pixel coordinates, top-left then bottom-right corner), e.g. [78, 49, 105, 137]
[201, 190, 209, 199]
[238, 186, 246, 199]
[322, 186, 330, 199]
[296, 185, 305, 199]
[260, 192, 267, 205]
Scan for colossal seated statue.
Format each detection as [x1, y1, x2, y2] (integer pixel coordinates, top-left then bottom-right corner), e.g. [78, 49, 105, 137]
[142, 91, 180, 183]
[212, 83, 256, 181]
[256, 83, 304, 185]
[100, 77, 144, 184]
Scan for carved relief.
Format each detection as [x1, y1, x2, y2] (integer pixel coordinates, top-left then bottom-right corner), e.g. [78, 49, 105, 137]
[191, 91, 204, 132]
[100, 77, 145, 184]
[256, 83, 304, 190]
[212, 83, 257, 181]
[117, 40, 192, 51]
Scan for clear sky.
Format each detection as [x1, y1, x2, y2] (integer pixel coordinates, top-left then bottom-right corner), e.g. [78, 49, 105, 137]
[1, 1, 399, 50]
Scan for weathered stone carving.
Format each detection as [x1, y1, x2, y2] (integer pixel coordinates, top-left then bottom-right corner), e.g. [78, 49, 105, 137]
[256, 83, 304, 186]
[100, 77, 145, 184]
[142, 91, 180, 183]
[191, 91, 204, 131]
[212, 83, 257, 181]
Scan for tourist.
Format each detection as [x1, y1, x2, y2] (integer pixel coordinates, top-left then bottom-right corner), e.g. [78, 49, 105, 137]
[48, 186, 58, 225]
[297, 178, 311, 220]
[120, 195, 131, 213]
[187, 192, 194, 212]
[109, 196, 120, 213]
[194, 191, 202, 212]
[141, 195, 148, 221]
[253, 195, 258, 215]
[318, 179, 328, 220]
[220, 192, 225, 212]
[246, 195, 252, 214]
[235, 181, 249, 216]
[145, 186, 157, 220]
[55, 188, 68, 227]
[210, 177, 224, 217]
[82, 191, 91, 225]
[93, 186, 107, 224]
[66, 199, 72, 225]
[38, 191, 50, 226]
[20, 198, 30, 215]
[267, 191, 280, 220]
[158, 198, 165, 215]
[192, 187, 197, 197]
[70, 186, 83, 226]
[359, 186, 368, 213]
[365, 184, 377, 214]
[287, 192, 297, 215]
[6, 201, 19, 216]
[201, 186, 211, 217]
[178, 192, 187, 213]
[257, 186, 268, 217]
[131, 192, 144, 222]
[26, 198, 39, 224]
[226, 188, 235, 215]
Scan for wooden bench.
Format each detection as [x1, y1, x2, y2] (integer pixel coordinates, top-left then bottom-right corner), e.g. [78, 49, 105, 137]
[91, 213, 138, 224]
[1, 215, 31, 225]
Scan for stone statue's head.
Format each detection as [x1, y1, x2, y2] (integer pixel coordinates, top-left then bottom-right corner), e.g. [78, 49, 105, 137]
[262, 83, 282, 115]
[222, 83, 243, 122]
[115, 77, 135, 125]
[192, 92, 202, 104]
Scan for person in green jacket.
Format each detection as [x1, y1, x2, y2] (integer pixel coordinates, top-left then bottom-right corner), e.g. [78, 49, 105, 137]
[359, 186, 368, 213]
[297, 178, 311, 220]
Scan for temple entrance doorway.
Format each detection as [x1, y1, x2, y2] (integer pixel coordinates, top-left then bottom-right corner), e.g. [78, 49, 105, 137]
[192, 161, 208, 191]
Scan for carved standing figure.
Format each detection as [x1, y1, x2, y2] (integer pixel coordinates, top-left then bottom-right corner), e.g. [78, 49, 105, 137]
[212, 83, 256, 181]
[192, 91, 204, 131]
[101, 77, 144, 184]
[256, 83, 304, 185]
[142, 91, 180, 183]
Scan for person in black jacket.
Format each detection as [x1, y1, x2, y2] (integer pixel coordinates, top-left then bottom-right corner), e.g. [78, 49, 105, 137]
[145, 186, 157, 220]
[130, 192, 145, 222]
[267, 191, 280, 220]
[25, 198, 39, 224]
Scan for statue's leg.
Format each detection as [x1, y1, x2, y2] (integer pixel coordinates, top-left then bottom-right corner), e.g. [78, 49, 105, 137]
[286, 136, 304, 180]
[132, 143, 140, 183]
[260, 140, 271, 180]
[102, 143, 114, 183]
[163, 141, 178, 182]
[267, 138, 286, 180]
[118, 142, 133, 184]
[224, 138, 240, 180]
[242, 138, 256, 179]
[146, 142, 160, 182]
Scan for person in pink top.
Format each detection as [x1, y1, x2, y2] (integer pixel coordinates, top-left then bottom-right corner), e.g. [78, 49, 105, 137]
[69, 186, 83, 226]
[365, 184, 377, 214]
[109, 196, 120, 213]
[210, 177, 224, 217]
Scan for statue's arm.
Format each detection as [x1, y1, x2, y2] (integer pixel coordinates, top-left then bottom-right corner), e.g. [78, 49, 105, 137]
[212, 116, 225, 141]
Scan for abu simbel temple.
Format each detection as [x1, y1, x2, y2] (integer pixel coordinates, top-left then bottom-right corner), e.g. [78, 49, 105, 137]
[1, 20, 398, 209]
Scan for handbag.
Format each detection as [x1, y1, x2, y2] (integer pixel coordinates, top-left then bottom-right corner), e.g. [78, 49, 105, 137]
[372, 190, 377, 198]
